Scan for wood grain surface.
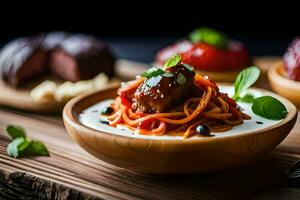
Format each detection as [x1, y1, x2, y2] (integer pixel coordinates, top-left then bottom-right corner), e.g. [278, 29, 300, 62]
[1, 57, 300, 199]
[0, 171, 99, 200]
[0, 107, 300, 199]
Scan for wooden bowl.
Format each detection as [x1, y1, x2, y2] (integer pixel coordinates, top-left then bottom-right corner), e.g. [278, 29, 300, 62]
[268, 61, 300, 108]
[63, 84, 297, 174]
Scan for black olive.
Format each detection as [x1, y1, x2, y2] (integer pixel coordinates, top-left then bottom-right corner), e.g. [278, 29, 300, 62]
[101, 107, 114, 115]
[100, 120, 109, 125]
[256, 121, 264, 124]
[196, 125, 211, 136]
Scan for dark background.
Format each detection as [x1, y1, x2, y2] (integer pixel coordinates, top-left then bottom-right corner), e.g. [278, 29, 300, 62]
[0, 4, 298, 62]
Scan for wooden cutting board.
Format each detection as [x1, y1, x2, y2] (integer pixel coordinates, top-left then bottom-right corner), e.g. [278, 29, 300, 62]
[0, 57, 280, 114]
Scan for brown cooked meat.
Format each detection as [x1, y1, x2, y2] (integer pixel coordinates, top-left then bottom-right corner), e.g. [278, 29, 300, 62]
[132, 64, 195, 113]
[49, 34, 115, 81]
[0, 37, 48, 86]
[0, 32, 115, 87]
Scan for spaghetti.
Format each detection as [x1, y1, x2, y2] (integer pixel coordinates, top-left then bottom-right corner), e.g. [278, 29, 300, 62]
[105, 72, 250, 138]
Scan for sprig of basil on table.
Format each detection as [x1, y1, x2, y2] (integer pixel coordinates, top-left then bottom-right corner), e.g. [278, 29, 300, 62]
[6, 125, 26, 139]
[189, 27, 229, 49]
[252, 96, 288, 120]
[6, 125, 49, 158]
[232, 66, 260, 100]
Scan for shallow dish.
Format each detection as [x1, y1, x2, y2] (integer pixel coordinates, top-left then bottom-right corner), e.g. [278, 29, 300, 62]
[63, 84, 297, 174]
[268, 61, 300, 108]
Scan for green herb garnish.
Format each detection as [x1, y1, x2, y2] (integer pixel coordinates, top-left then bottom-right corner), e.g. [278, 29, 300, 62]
[6, 125, 49, 158]
[238, 93, 255, 103]
[7, 137, 27, 158]
[233, 66, 260, 100]
[252, 96, 288, 120]
[161, 72, 174, 77]
[232, 66, 287, 120]
[189, 27, 229, 49]
[182, 63, 195, 72]
[176, 73, 186, 85]
[6, 125, 26, 139]
[164, 55, 181, 68]
[23, 141, 50, 156]
[145, 75, 163, 87]
[141, 67, 165, 78]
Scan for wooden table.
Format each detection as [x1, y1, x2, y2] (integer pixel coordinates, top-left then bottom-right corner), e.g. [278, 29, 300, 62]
[1, 57, 300, 199]
[0, 107, 300, 200]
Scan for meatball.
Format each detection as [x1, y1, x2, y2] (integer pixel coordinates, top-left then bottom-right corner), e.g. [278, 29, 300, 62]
[132, 64, 195, 113]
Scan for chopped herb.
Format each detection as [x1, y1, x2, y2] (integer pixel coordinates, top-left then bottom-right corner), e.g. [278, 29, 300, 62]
[141, 67, 165, 78]
[252, 96, 288, 120]
[256, 121, 264, 124]
[189, 27, 229, 49]
[146, 75, 163, 87]
[161, 72, 174, 77]
[164, 55, 181, 68]
[176, 73, 186, 85]
[182, 63, 195, 72]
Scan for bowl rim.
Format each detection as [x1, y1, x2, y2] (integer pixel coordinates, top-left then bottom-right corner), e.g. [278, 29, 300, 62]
[268, 61, 300, 90]
[63, 83, 297, 145]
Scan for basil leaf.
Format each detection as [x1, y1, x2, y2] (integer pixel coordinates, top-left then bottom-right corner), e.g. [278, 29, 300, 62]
[5, 124, 50, 158]
[146, 75, 163, 87]
[23, 141, 50, 156]
[182, 63, 195, 72]
[7, 137, 28, 158]
[164, 55, 181, 68]
[6, 125, 26, 139]
[189, 27, 228, 49]
[141, 67, 165, 78]
[233, 66, 260, 100]
[176, 73, 186, 85]
[252, 96, 288, 120]
[161, 72, 174, 77]
[238, 93, 255, 103]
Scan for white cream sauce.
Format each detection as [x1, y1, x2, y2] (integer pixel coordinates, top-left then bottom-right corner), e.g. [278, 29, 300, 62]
[79, 86, 285, 140]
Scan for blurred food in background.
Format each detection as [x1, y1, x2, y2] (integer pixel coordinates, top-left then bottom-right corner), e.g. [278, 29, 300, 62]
[155, 28, 251, 82]
[268, 37, 300, 108]
[283, 37, 300, 81]
[0, 31, 115, 104]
